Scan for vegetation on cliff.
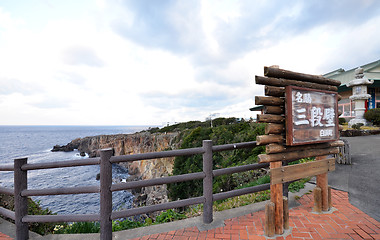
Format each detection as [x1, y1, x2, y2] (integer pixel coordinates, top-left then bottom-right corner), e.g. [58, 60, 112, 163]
[0, 193, 57, 235]
[147, 117, 241, 133]
[163, 118, 267, 200]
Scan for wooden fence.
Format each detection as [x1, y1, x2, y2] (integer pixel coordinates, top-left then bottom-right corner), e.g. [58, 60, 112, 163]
[0, 140, 275, 240]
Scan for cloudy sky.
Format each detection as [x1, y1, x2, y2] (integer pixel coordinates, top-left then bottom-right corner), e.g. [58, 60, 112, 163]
[0, 0, 379, 126]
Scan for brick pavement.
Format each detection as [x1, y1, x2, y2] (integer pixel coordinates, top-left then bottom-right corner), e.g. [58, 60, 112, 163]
[0, 232, 12, 240]
[131, 189, 380, 240]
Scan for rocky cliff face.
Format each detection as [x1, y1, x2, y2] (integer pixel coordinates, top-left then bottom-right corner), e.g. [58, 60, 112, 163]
[63, 131, 181, 211]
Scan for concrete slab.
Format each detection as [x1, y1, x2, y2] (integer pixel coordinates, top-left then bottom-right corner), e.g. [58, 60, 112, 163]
[0, 217, 41, 239]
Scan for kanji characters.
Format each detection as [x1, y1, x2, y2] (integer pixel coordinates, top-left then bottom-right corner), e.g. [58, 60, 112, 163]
[323, 108, 335, 127]
[295, 92, 312, 103]
[310, 106, 323, 127]
[294, 108, 309, 125]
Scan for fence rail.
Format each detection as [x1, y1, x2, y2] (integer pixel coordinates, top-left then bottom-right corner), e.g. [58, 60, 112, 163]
[0, 140, 274, 240]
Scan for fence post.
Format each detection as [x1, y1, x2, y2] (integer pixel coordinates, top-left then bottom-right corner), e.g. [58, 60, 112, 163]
[100, 148, 113, 240]
[14, 157, 29, 240]
[282, 161, 288, 198]
[202, 140, 213, 224]
[316, 155, 329, 211]
[270, 161, 283, 235]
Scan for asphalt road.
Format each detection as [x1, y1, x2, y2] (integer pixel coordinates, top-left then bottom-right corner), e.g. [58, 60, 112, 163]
[328, 135, 380, 221]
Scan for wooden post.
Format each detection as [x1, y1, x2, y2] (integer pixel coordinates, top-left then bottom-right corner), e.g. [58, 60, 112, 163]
[257, 114, 284, 123]
[283, 196, 289, 230]
[282, 161, 289, 198]
[255, 75, 339, 92]
[14, 158, 29, 240]
[256, 135, 284, 145]
[100, 148, 113, 240]
[264, 106, 284, 115]
[265, 86, 285, 97]
[328, 186, 332, 210]
[265, 124, 285, 135]
[258, 147, 339, 163]
[313, 187, 322, 213]
[264, 66, 341, 86]
[203, 140, 213, 224]
[255, 96, 284, 106]
[270, 161, 283, 235]
[265, 202, 275, 237]
[316, 155, 329, 211]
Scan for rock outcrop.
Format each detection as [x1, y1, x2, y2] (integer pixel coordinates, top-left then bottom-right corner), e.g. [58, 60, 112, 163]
[55, 131, 181, 211]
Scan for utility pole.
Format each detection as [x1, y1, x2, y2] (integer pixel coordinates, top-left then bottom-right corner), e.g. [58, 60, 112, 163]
[209, 113, 219, 127]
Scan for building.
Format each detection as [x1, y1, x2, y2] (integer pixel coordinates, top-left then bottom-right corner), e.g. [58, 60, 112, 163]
[250, 60, 380, 120]
[324, 59, 380, 120]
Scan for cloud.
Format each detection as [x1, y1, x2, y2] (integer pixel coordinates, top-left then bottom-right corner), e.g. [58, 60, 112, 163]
[140, 77, 253, 112]
[32, 96, 72, 109]
[141, 90, 229, 110]
[110, 0, 380, 68]
[211, 0, 380, 62]
[0, 78, 37, 96]
[54, 71, 87, 85]
[62, 46, 105, 67]
[111, 0, 203, 53]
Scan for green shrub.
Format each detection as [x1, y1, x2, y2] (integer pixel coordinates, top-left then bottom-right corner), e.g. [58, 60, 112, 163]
[168, 122, 266, 200]
[288, 179, 309, 193]
[147, 117, 244, 133]
[54, 209, 186, 234]
[0, 194, 58, 235]
[352, 123, 364, 130]
[54, 222, 100, 234]
[155, 209, 186, 223]
[112, 219, 143, 231]
[237, 174, 270, 189]
[339, 117, 346, 125]
[364, 108, 380, 126]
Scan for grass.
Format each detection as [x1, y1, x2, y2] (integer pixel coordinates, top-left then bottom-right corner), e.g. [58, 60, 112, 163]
[53, 209, 186, 234]
[341, 124, 380, 131]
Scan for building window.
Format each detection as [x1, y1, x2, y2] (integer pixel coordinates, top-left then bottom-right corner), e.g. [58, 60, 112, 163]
[338, 99, 355, 117]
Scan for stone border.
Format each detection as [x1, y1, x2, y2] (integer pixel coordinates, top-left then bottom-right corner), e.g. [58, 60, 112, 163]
[340, 129, 380, 137]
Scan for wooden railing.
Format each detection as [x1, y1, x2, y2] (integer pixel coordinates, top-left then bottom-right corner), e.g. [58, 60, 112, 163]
[0, 140, 271, 240]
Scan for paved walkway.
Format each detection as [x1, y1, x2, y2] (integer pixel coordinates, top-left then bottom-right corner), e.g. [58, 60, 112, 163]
[129, 189, 379, 240]
[0, 189, 379, 239]
[0, 233, 12, 240]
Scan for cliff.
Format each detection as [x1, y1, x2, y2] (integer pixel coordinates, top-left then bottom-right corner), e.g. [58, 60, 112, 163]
[58, 131, 181, 210]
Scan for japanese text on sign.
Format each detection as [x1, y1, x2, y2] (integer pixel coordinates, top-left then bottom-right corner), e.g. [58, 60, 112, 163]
[286, 86, 338, 146]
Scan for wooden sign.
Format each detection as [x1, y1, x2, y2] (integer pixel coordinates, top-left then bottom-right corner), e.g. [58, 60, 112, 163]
[270, 158, 335, 185]
[285, 86, 338, 146]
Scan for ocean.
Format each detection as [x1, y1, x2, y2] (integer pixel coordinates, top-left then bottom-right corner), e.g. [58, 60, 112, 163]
[0, 125, 152, 215]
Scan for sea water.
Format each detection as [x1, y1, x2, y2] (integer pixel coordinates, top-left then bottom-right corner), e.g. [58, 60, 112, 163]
[0, 125, 151, 215]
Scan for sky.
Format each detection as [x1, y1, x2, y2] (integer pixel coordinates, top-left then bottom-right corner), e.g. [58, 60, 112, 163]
[0, 0, 380, 126]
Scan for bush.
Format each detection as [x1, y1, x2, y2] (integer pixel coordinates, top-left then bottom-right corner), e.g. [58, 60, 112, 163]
[352, 123, 364, 130]
[54, 209, 186, 234]
[339, 117, 346, 125]
[364, 108, 380, 126]
[112, 219, 143, 232]
[288, 178, 310, 193]
[155, 209, 186, 223]
[168, 122, 266, 200]
[0, 193, 58, 235]
[55, 222, 100, 234]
